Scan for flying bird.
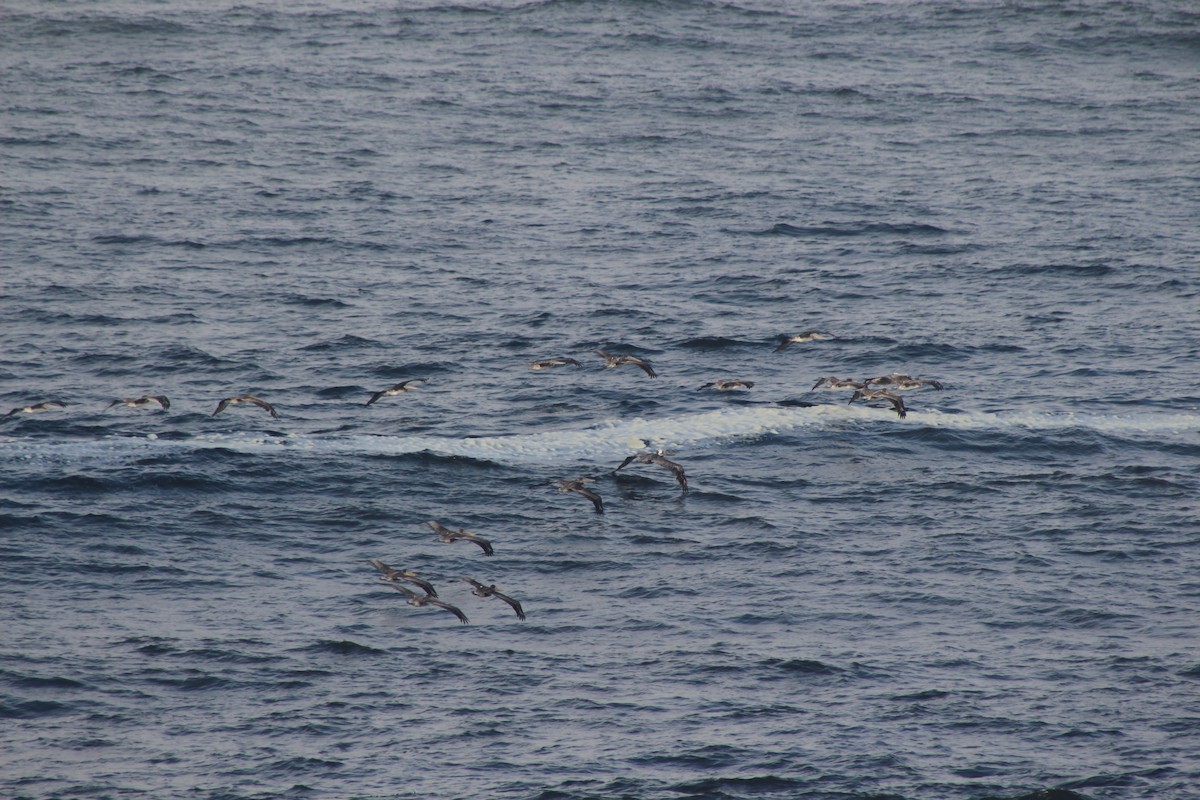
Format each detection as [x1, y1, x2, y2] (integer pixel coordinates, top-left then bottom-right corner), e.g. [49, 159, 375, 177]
[386, 582, 469, 624]
[848, 388, 908, 418]
[212, 394, 279, 418]
[4, 400, 66, 417]
[699, 379, 754, 391]
[369, 559, 438, 597]
[106, 395, 170, 410]
[774, 331, 834, 351]
[529, 357, 582, 370]
[811, 376, 865, 391]
[426, 520, 494, 556]
[552, 478, 604, 514]
[614, 450, 688, 492]
[594, 350, 657, 378]
[366, 379, 427, 406]
[890, 377, 944, 391]
[462, 577, 526, 621]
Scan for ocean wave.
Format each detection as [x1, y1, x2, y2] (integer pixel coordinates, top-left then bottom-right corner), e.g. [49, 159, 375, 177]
[3, 405, 1196, 468]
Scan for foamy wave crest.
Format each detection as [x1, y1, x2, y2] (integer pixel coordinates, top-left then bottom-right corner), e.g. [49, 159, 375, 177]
[2, 404, 1197, 466]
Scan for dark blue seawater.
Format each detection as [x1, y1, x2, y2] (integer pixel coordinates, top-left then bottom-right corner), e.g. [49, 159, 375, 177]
[3, 1, 1199, 798]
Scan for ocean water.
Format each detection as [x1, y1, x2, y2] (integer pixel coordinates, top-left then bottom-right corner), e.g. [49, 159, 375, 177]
[2, 1, 1199, 798]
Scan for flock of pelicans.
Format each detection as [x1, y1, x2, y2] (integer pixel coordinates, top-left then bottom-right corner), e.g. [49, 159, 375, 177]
[4, 332, 946, 625]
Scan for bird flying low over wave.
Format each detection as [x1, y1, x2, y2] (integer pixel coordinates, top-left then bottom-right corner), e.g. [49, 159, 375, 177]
[848, 388, 908, 418]
[386, 582, 469, 624]
[366, 379, 427, 405]
[864, 373, 942, 390]
[811, 376, 866, 391]
[774, 331, 834, 351]
[529, 357, 582, 370]
[426, 520, 494, 556]
[614, 450, 688, 492]
[107, 395, 170, 410]
[885, 377, 943, 391]
[4, 400, 66, 417]
[462, 577, 526, 621]
[369, 559, 439, 597]
[594, 350, 657, 378]
[212, 394, 279, 418]
[699, 379, 754, 391]
[552, 478, 604, 514]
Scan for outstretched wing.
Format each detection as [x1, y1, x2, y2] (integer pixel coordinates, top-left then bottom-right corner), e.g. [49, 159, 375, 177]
[614, 454, 638, 472]
[370, 558, 399, 580]
[428, 599, 469, 624]
[576, 485, 604, 514]
[652, 455, 688, 491]
[248, 396, 280, 418]
[403, 574, 438, 597]
[493, 590, 526, 621]
[459, 532, 494, 556]
[212, 398, 231, 416]
[388, 582, 421, 601]
[634, 358, 658, 378]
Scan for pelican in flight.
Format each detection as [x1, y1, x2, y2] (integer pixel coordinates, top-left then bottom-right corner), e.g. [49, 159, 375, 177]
[890, 377, 943, 391]
[848, 388, 907, 418]
[552, 478, 604, 514]
[699, 379, 754, 391]
[615, 450, 688, 492]
[4, 400, 66, 417]
[212, 394, 279, 418]
[530, 357, 582, 370]
[107, 395, 170, 410]
[863, 373, 943, 390]
[426, 520, 494, 556]
[369, 559, 438, 597]
[386, 582, 469, 624]
[811, 376, 865, 391]
[594, 350, 657, 378]
[774, 331, 834, 351]
[366, 379, 427, 406]
[462, 577, 526, 621]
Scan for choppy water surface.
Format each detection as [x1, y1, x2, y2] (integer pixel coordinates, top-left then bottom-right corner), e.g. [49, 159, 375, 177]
[3, 1, 1199, 798]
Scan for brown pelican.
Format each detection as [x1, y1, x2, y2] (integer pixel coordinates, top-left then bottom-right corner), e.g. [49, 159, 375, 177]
[4, 400, 66, 417]
[594, 350, 657, 378]
[462, 577, 526, 620]
[774, 331, 834, 351]
[530, 357, 582, 370]
[106, 395, 170, 410]
[811, 376, 865, 391]
[615, 450, 688, 492]
[552, 478, 604, 514]
[386, 582, 469, 624]
[425, 520, 494, 556]
[369, 559, 438, 597]
[891, 377, 944, 391]
[366, 379, 427, 406]
[212, 394, 279, 419]
[699, 379, 754, 391]
[848, 388, 907, 418]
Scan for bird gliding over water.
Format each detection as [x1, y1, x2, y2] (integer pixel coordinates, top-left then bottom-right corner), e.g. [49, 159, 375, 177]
[212, 394, 279, 418]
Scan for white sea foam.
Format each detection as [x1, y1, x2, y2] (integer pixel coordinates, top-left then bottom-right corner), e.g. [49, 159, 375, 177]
[3, 404, 1197, 467]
